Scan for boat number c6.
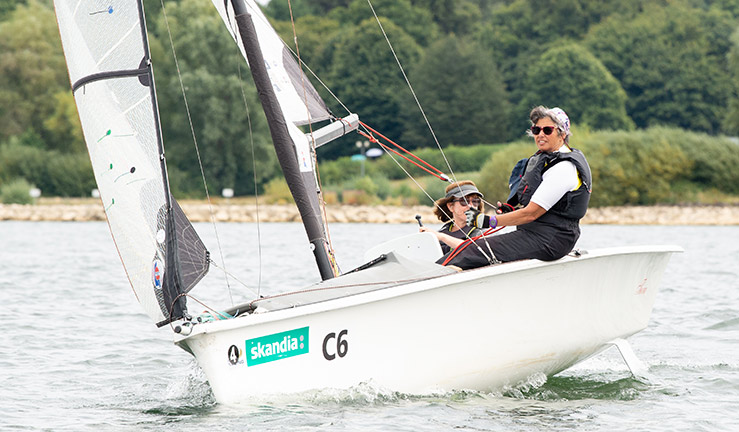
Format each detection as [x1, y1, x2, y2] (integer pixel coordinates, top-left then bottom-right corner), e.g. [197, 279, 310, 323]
[322, 330, 348, 361]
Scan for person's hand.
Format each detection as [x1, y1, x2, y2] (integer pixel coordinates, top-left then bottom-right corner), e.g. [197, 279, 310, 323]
[496, 202, 515, 214]
[419, 226, 429, 233]
[465, 209, 488, 228]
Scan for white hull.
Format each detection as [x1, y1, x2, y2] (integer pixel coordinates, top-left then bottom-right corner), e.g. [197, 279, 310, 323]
[175, 245, 679, 404]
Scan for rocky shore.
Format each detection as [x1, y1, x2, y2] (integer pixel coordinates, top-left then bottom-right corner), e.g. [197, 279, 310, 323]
[1, 200, 738, 225]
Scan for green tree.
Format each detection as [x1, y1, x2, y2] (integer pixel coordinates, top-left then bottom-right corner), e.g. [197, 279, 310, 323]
[272, 15, 342, 70]
[152, 0, 276, 197]
[400, 35, 512, 148]
[477, 0, 652, 98]
[264, 0, 317, 21]
[319, 18, 422, 158]
[328, 0, 437, 46]
[410, 0, 482, 35]
[0, 0, 25, 21]
[585, 4, 735, 133]
[518, 43, 633, 133]
[723, 27, 739, 135]
[0, 0, 75, 149]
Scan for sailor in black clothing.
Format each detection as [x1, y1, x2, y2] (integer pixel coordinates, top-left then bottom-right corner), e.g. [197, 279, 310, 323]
[420, 181, 484, 254]
[440, 106, 592, 270]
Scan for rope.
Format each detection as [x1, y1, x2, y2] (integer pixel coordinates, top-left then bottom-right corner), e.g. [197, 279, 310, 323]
[358, 121, 449, 181]
[159, 0, 234, 305]
[441, 226, 505, 266]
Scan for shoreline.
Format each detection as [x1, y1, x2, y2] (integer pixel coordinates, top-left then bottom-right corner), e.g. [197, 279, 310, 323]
[1, 200, 738, 225]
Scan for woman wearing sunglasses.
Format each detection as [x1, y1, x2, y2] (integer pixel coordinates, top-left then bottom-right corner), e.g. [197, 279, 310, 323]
[419, 180, 485, 254]
[440, 106, 592, 270]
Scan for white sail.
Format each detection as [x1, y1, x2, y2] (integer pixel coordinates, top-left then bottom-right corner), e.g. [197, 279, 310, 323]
[212, 0, 331, 126]
[54, 0, 208, 325]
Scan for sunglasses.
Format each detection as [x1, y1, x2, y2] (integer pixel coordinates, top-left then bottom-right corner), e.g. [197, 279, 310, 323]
[453, 198, 481, 206]
[531, 125, 558, 136]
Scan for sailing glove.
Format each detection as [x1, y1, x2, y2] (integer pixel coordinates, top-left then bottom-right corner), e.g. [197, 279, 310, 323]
[465, 209, 497, 229]
[497, 202, 516, 214]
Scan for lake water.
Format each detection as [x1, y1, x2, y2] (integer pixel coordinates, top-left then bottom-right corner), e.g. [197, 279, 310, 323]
[1, 221, 737, 431]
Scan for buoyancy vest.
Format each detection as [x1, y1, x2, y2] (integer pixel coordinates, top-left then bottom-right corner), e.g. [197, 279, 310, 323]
[507, 148, 592, 222]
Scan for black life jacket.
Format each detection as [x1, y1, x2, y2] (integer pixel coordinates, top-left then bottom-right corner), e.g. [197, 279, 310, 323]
[507, 148, 592, 221]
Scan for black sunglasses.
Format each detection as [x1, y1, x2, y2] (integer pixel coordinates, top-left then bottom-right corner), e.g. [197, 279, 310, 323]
[531, 126, 557, 136]
[453, 197, 481, 206]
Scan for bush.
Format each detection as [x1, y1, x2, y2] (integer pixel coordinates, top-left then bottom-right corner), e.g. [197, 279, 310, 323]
[263, 177, 294, 204]
[0, 140, 95, 196]
[318, 144, 502, 184]
[1, 178, 35, 204]
[476, 127, 738, 207]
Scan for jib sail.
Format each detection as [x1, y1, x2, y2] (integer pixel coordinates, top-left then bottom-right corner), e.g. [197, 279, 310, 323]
[54, 0, 208, 326]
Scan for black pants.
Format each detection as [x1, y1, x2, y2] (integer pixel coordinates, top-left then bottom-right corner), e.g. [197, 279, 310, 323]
[438, 222, 580, 270]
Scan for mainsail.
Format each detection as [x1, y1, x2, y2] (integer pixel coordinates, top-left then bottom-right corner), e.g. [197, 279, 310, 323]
[54, 0, 209, 326]
[213, 0, 358, 280]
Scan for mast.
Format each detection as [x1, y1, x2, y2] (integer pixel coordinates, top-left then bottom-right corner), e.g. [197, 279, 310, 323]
[136, 0, 188, 324]
[230, 0, 338, 280]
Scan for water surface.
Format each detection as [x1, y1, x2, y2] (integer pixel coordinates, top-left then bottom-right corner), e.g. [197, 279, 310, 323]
[1, 221, 737, 431]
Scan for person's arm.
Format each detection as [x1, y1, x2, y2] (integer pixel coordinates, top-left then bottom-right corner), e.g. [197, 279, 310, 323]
[471, 162, 578, 228]
[419, 226, 465, 249]
[495, 202, 547, 226]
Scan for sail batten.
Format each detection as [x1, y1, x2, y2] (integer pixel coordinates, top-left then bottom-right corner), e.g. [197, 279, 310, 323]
[54, 0, 208, 325]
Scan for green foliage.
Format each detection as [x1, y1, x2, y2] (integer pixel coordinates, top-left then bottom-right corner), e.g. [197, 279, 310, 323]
[585, 4, 735, 133]
[318, 144, 499, 185]
[319, 18, 422, 157]
[411, 0, 483, 35]
[0, 0, 73, 148]
[518, 43, 633, 133]
[476, 140, 532, 205]
[151, 0, 277, 198]
[273, 15, 342, 68]
[400, 35, 512, 147]
[264, 0, 317, 21]
[2, 0, 738, 201]
[0, 140, 95, 197]
[264, 176, 295, 204]
[329, 0, 438, 46]
[477, 127, 739, 207]
[722, 27, 739, 135]
[0, 178, 35, 204]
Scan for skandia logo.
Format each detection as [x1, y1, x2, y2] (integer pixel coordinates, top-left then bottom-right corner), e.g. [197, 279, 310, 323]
[246, 327, 309, 366]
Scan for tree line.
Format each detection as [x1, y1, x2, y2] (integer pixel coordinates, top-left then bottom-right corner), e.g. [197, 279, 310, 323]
[1, 0, 739, 200]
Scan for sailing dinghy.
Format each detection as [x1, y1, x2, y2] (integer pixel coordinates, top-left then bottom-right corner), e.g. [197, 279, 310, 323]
[54, 0, 681, 404]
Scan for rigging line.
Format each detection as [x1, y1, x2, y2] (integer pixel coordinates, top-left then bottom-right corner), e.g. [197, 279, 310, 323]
[364, 0, 459, 187]
[210, 259, 259, 297]
[159, 0, 234, 305]
[287, 0, 337, 262]
[359, 121, 447, 177]
[228, 14, 264, 298]
[362, 130, 437, 205]
[359, 131, 446, 180]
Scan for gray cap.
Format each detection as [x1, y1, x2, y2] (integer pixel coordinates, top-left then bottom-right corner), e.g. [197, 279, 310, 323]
[445, 183, 484, 199]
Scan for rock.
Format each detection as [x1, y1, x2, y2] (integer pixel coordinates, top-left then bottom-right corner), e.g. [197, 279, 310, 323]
[1, 202, 738, 225]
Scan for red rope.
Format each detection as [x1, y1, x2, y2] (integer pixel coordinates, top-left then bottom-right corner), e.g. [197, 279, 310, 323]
[357, 131, 448, 181]
[441, 225, 505, 266]
[358, 121, 448, 180]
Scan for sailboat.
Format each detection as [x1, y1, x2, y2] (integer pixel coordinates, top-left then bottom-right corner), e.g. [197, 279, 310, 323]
[54, 0, 681, 404]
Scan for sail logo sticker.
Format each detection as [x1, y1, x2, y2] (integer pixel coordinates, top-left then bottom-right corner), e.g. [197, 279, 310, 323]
[152, 260, 163, 289]
[246, 327, 309, 366]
